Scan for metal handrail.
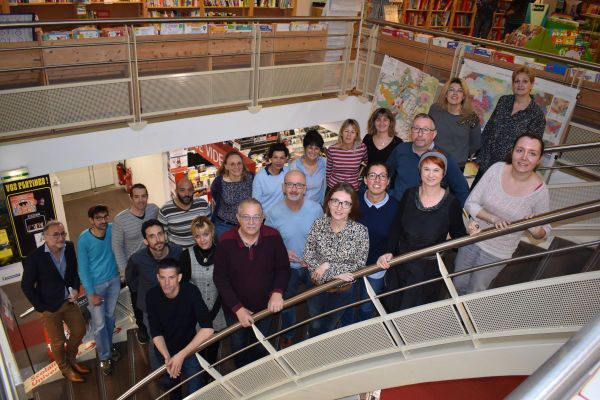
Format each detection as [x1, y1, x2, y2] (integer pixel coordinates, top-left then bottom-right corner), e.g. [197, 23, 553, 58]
[0, 16, 361, 29]
[364, 17, 600, 72]
[117, 199, 600, 400]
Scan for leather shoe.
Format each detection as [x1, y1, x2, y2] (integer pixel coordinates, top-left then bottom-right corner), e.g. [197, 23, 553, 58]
[71, 362, 91, 375]
[62, 368, 85, 383]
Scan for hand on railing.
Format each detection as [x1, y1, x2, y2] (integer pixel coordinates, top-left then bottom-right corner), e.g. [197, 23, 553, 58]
[235, 307, 255, 327]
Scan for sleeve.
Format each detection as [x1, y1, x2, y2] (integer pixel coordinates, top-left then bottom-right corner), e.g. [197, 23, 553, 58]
[213, 244, 242, 313]
[320, 224, 369, 283]
[303, 220, 322, 273]
[179, 250, 192, 282]
[479, 96, 503, 145]
[77, 237, 94, 295]
[157, 206, 168, 235]
[125, 257, 139, 292]
[111, 218, 127, 274]
[251, 172, 264, 206]
[270, 233, 291, 295]
[20, 255, 46, 312]
[145, 290, 162, 338]
[190, 286, 212, 329]
[448, 197, 467, 239]
[464, 165, 495, 218]
[326, 147, 334, 188]
[533, 186, 552, 237]
[385, 191, 409, 255]
[469, 119, 482, 157]
[361, 143, 368, 164]
[529, 106, 547, 137]
[210, 176, 222, 213]
[444, 154, 470, 207]
[66, 242, 81, 290]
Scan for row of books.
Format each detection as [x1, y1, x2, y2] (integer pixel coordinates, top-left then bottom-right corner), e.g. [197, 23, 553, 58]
[430, 12, 451, 27]
[404, 13, 427, 25]
[407, 0, 429, 10]
[433, 0, 452, 12]
[455, 0, 474, 11]
[254, 0, 292, 7]
[453, 14, 472, 27]
[147, 0, 200, 6]
[148, 9, 201, 16]
[204, 0, 249, 5]
[42, 26, 126, 39]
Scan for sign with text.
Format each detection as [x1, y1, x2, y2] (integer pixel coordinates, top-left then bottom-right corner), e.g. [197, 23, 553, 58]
[3, 175, 56, 257]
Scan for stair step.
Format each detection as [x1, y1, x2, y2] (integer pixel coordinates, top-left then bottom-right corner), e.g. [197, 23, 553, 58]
[33, 377, 71, 400]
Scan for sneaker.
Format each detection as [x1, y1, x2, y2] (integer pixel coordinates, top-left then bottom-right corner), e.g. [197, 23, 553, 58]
[111, 346, 121, 363]
[136, 329, 149, 345]
[100, 359, 113, 376]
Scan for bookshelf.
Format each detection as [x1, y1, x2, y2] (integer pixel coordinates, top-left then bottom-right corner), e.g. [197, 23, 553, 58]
[399, 0, 475, 35]
[3, 0, 295, 19]
[489, 0, 512, 40]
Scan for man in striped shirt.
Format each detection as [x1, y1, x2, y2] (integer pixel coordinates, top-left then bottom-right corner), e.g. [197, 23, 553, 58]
[158, 178, 211, 248]
[112, 183, 159, 344]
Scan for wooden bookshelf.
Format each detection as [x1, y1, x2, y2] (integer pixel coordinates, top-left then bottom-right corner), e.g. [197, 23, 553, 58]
[3, 0, 295, 19]
[489, 0, 512, 40]
[398, 0, 475, 34]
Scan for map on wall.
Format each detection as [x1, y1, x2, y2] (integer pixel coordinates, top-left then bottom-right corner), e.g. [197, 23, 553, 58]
[373, 55, 439, 141]
[458, 59, 579, 164]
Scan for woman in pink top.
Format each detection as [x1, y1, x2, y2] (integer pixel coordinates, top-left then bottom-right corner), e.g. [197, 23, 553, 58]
[326, 119, 368, 191]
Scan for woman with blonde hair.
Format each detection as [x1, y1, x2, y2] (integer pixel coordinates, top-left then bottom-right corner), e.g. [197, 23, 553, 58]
[210, 151, 254, 239]
[326, 119, 368, 191]
[362, 108, 402, 164]
[179, 216, 225, 364]
[428, 77, 481, 169]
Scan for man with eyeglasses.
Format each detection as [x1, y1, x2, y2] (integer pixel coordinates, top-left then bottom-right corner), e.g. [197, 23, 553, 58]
[214, 198, 290, 368]
[77, 204, 121, 376]
[386, 113, 470, 206]
[265, 170, 323, 348]
[21, 220, 90, 383]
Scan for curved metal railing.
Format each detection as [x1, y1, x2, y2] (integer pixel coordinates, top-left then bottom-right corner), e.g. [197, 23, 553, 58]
[117, 198, 600, 400]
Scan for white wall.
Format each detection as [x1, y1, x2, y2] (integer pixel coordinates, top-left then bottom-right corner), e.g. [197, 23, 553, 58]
[0, 97, 371, 178]
[126, 153, 169, 207]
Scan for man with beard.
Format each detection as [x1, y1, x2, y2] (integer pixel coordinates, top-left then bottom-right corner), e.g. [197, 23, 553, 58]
[265, 170, 322, 348]
[78, 205, 121, 376]
[159, 178, 211, 248]
[126, 219, 183, 371]
[21, 221, 90, 383]
[112, 183, 159, 344]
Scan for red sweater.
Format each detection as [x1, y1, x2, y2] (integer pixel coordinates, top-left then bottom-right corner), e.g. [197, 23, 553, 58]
[213, 225, 291, 317]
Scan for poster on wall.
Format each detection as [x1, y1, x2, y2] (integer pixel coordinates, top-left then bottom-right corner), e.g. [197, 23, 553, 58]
[372, 55, 440, 141]
[3, 175, 56, 258]
[459, 59, 579, 165]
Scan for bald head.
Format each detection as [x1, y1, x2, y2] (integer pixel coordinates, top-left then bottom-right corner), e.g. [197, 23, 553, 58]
[283, 169, 307, 205]
[175, 178, 194, 206]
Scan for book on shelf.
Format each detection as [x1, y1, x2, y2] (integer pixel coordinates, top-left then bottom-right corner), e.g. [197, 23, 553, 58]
[492, 50, 516, 62]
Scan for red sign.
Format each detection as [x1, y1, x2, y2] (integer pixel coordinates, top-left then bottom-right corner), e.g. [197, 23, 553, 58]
[195, 143, 256, 172]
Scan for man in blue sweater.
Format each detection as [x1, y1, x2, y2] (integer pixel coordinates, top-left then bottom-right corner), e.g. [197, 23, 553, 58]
[387, 113, 470, 207]
[265, 170, 323, 348]
[77, 204, 121, 376]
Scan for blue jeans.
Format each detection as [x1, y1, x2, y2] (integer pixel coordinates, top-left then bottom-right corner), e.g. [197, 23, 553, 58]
[225, 314, 272, 369]
[308, 285, 354, 338]
[87, 275, 120, 361]
[156, 351, 204, 400]
[281, 268, 316, 340]
[357, 276, 385, 322]
[214, 218, 236, 241]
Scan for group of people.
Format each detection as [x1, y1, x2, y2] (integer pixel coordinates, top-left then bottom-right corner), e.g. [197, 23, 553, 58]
[20, 65, 550, 398]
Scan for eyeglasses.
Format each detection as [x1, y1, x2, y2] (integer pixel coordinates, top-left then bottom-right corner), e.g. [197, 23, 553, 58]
[46, 232, 67, 238]
[329, 198, 352, 209]
[366, 172, 388, 181]
[94, 215, 109, 221]
[284, 182, 306, 189]
[411, 127, 435, 135]
[239, 214, 262, 223]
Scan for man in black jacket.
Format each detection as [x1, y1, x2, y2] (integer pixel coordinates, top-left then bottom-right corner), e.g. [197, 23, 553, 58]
[21, 221, 90, 383]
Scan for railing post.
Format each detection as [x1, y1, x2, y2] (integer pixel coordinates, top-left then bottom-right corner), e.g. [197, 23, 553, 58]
[359, 24, 379, 102]
[337, 21, 354, 99]
[250, 325, 297, 377]
[362, 277, 406, 349]
[436, 253, 480, 348]
[248, 24, 262, 113]
[127, 24, 146, 131]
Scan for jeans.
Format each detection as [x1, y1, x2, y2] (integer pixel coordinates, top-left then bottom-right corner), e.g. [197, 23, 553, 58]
[225, 314, 272, 369]
[156, 351, 204, 400]
[41, 301, 86, 371]
[308, 285, 354, 338]
[87, 275, 121, 361]
[129, 288, 147, 337]
[281, 268, 316, 340]
[473, 11, 493, 38]
[453, 244, 505, 295]
[357, 276, 385, 322]
[214, 218, 236, 241]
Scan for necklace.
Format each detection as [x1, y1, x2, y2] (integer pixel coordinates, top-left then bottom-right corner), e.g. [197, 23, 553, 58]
[197, 246, 215, 264]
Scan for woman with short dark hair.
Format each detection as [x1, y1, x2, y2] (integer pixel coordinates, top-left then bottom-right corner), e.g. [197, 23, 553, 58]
[289, 129, 327, 204]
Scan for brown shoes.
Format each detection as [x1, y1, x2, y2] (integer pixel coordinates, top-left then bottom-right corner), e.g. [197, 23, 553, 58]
[62, 368, 85, 383]
[71, 362, 91, 375]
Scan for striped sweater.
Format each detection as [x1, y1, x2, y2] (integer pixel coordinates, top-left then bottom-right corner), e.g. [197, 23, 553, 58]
[326, 143, 368, 190]
[111, 204, 159, 273]
[158, 197, 211, 248]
